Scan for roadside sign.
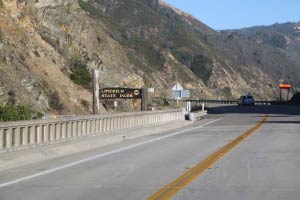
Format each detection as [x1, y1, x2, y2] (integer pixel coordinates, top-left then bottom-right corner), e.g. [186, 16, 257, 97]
[100, 88, 142, 99]
[181, 90, 190, 98]
[148, 88, 155, 93]
[172, 90, 190, 99]
[172, 83, 183, 91]
[279, 84, 291, 89]
[172, 90, 181, 98]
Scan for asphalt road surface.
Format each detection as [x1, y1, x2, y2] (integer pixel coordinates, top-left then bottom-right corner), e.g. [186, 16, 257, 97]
[0, 105, 299, 200]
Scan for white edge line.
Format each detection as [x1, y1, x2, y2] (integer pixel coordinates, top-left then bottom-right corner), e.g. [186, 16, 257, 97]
[0, 118, 222, 188]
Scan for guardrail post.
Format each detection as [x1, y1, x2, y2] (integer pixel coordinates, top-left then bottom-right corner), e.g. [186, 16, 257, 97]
[123, 117, 127, 129]
[131, 116, 134, 127]
[43, 125, 49, 143]
[87, 120, 90, 135]
[99, 119, 103, 133]
[49, 124, 55, 141]
[127, 116, 131, 128]
[102, 119, 107, 133]
[121, 117, 125, 129]
[86, 120, 91, 135]
[0, 129, 3, 150]
[61, 123, 66, 139]
[55, 124, 61, 140]
[14, 127, 21, 147]
[115, 117, 119, 131]
[81, 121, 86, 136]
[71, 122, 76, 137]
[110, 118, 114, 132]
[29, 126, 35, 145]
[67, 122, 72, 138]
[105, 119, 109, 132]
[94, 120, 98, 134]
[90, 120, 94, 134]
[115, 117, 119, 130]
[95, 119, 99, 134]
[6, 128, 13, 148]
[21, 127, 28, 146]
[137, 115, 140, 127]
[77, 121, 82, 137]
[132, 116, 136, 127]
[37, 125, 42, 144]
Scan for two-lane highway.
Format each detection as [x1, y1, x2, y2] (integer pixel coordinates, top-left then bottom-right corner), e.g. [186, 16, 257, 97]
[0, 105, 299, 200]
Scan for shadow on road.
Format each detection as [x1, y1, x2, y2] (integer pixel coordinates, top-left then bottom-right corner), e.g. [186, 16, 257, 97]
[264, 121, 300, 124]
[207, 105, 300, 116]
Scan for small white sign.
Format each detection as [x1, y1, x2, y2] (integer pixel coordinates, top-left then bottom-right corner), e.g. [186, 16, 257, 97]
[181, 90, 190, 98]
[172, 90, 181, 98]
[172, 83, 183, 91]
[148, 88, 155, 93]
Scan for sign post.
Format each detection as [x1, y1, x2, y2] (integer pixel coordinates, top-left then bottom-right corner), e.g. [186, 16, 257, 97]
[141, 88, 148, 111]
[279, 84, 291, 101]
[172, 83, 190, 108]
[114, 101, 118, 112]
[172, 83, 183, 108]
[92, 69, 100, 114]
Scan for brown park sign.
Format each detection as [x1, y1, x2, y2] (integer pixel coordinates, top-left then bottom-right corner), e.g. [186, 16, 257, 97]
[100, 88, 142, 99]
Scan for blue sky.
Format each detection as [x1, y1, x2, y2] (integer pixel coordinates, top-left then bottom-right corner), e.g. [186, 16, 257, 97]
[163, 0, 300, 30]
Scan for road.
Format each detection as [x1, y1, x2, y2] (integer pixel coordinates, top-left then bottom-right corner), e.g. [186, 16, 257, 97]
[0, 105, 299, 200]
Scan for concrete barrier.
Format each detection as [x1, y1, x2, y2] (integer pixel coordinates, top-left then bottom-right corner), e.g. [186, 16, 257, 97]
[188, 111, 208, 121]
[0, 109, 184, 152]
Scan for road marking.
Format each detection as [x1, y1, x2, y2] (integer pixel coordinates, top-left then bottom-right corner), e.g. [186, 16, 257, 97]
[148, 115, 268, 200]
[0, 118, 221, 188]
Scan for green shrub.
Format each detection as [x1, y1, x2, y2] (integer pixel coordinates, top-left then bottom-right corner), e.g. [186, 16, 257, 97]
[0, 104, 32, 122]
[69, 60, 92, 89]
[49, 91, 64, 111]
[171, 47, 212, 85]
[268, 34, 287, 49]
[0, 28, 3, 41]
[81, 99, 89, 109]
[290, 92, 300, 104]
[124, 37, 165, 69]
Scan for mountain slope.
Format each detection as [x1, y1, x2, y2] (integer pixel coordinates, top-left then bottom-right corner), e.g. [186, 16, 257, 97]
[226, 22, 300, 87]
[0, 0, 299, 115]
[79, 0, 286, 98]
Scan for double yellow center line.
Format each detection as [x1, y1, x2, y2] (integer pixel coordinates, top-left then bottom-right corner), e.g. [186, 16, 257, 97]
[148, 115, 269, 200]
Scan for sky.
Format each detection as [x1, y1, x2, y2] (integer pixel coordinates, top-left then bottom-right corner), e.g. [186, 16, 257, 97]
[163, 0, 300, 30]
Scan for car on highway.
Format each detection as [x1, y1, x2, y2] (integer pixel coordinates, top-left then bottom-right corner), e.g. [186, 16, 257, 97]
[237, 95, 255, 106]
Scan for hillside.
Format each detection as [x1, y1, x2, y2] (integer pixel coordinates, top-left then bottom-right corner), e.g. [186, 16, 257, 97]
[226, 22, 300, 88]
[0, 0, 299, 115]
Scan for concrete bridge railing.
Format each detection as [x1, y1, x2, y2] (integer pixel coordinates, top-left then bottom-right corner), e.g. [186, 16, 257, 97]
[0, 109, 184, 152]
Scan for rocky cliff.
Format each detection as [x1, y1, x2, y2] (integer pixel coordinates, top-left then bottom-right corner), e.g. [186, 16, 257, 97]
[0, 0, 299, 114]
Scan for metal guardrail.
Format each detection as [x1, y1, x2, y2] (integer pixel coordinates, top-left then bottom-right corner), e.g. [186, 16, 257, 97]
[170, 99, 291, 105]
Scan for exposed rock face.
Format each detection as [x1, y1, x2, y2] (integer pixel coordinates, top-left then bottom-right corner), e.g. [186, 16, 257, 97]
[0, 0, 299, 114]
[0, 0, 142, 114]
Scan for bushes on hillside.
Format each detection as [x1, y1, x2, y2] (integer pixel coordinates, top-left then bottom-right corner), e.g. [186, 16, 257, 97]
[290, 92, 300, 104]
[171, 47, 212, 84]
[70, 59, 92, 89]
[269, 34, 287, 49]
[0, 104, 32, 122]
